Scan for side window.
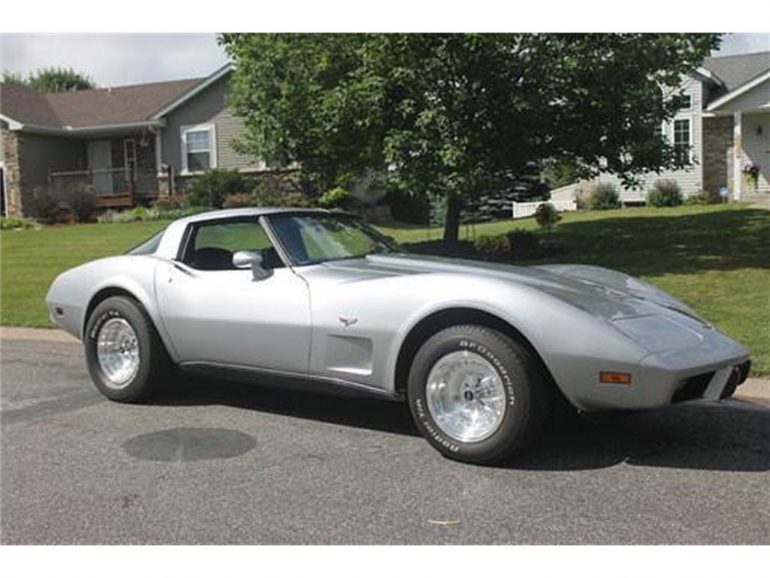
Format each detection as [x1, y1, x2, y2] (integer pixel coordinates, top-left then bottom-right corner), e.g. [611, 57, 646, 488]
[673, 118, 691, 164]
[181, 125, 215, 173]
[183, 220, 283, 271]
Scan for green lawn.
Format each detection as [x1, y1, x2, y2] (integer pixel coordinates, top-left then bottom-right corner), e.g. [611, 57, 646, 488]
[2, 204, 768, 375]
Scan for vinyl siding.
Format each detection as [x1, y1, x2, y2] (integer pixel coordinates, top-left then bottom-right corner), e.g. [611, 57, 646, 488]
[710, 77, 770, 113]
[19, 133, 87, 191]
[160, 76, 264, 174]
[589, 75, 705, 200]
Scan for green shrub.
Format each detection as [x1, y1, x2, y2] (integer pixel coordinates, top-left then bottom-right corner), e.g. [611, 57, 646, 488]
[186, 169, 250, 208]
[29, 188, 61, 223]
[97, 204, 208, 224]
[253, 186, 316, 208]
[684, 189, 722, 205]
[474, 234, 511, 258]
[534, 202, 562, 230]
[29, 185, 96, 223]
[575, 192, 589, 211]
[61, 184, 97, 222]
[588, 183, 621, 210]
[97, 209, 137, 224]
[222, 193, 256, 208]
[318, 187, 353, 209]
[473, 229, 542, 259]
[152, 196, 182, 211]
[646, 179, 683, 207]
[0, 216, 38, 230]
[506, 229, 540, 252]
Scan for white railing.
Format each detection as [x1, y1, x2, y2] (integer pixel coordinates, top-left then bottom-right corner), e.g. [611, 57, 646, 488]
[512, 199, 577, 219]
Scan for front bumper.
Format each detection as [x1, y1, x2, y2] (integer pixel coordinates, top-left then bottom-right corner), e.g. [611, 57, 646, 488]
[638, 336, 750, 408]
[566, 327, 750, 412]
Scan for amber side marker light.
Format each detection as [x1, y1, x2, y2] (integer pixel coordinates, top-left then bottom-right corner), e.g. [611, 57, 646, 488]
[600, 371, 632, 385]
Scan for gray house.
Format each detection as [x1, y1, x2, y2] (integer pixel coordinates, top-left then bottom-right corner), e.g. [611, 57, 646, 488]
[554, 51, 770, 204]
[0, 64, 266, 217]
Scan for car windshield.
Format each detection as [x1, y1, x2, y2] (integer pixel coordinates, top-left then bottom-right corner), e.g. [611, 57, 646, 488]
[268, 214, 400, 266]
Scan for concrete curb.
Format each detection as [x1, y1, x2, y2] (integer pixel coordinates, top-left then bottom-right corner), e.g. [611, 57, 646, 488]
[735, 378, 769, 401]
[1, 326, 80, 343]
[1, 326, 768, 401]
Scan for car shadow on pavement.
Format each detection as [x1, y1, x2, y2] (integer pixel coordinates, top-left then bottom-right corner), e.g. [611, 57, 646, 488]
[510, 400, 770, 473]
[153, 376, 420, 437]
[153, 377, 769, 473]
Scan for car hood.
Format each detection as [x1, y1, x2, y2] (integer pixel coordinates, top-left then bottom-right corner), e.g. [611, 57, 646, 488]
[320, 253, 710, 339]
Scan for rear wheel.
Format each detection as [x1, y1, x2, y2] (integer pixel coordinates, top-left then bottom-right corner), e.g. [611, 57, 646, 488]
[85, 296, 172, 402]
[407, 325, 548, 465]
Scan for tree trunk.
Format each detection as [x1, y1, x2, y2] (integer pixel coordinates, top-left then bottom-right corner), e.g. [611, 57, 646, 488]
[443, 194, 462, 244]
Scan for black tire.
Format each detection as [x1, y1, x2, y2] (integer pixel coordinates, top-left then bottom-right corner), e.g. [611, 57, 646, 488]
[84, 296, 172, 402]
[407, 325, 548, 465]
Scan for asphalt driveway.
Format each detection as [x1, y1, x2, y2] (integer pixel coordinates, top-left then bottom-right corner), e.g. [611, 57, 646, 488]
[1, 336, 768, 544]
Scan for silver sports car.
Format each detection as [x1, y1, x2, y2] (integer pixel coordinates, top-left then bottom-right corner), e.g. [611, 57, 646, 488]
[46, 208, 751, 464]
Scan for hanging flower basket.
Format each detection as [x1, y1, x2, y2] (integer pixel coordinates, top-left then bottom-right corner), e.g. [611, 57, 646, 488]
[742, 161, 761, 191]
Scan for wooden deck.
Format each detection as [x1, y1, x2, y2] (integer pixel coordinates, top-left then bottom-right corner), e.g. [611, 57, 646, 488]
[95, 195, 135, 209]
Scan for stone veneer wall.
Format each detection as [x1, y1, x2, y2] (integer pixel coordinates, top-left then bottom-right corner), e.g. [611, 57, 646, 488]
[702, 116, 733, 195]
[1, 127, 24, 216]
[157, 168, 305, 200]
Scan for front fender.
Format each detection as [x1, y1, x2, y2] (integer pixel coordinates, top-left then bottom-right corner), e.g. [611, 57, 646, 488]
[382, 275, 648, 409]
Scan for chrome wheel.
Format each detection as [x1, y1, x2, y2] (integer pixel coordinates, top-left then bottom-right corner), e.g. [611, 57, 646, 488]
[96, 318, 140, 387]
[425, 350, 508, 443]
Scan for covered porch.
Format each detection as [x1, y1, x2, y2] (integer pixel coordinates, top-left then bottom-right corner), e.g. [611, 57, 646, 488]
[48, 132, 162, 208]
[705, 71, 770, 200]
[730, 110, 770, 199]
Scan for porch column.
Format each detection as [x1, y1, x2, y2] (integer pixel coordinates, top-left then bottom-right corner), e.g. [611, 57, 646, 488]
[733, 111, 743, 200]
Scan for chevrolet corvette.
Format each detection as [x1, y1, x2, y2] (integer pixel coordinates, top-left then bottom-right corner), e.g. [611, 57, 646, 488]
[46, 208, 751, 464]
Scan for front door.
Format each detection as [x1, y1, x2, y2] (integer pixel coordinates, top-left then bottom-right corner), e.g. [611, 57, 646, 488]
[87, 140, 113, 194]
[155, 218, 311, 372]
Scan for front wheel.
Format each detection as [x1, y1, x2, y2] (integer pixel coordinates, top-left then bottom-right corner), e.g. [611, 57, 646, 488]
[407, 325, 548, 465]
[84, 296, 172, 402]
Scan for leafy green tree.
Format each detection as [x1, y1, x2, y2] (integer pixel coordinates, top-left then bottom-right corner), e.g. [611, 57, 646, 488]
[220, 33, 719, 242]
[3, 67, 95, 92]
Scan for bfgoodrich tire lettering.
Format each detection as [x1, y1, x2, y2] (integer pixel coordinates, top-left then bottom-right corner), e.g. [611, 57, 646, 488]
[407, 325, 548, 465]
[85, 296, 171, 402]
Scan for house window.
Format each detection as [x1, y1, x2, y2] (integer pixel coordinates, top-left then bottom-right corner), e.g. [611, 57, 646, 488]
[673, 118, 691, 164]
[181, 125, 216, 173]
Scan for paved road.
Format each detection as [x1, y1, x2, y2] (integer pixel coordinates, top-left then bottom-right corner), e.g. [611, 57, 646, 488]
[1, 338, 768, 544]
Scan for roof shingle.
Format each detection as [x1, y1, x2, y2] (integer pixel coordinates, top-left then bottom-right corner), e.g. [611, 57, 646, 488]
[703, 51, 770, 91]
[1, 77, 202, 129]
[0, 82, 61, 127]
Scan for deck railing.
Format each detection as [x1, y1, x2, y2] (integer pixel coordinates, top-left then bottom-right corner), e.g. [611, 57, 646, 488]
[49, 167, 135, 197]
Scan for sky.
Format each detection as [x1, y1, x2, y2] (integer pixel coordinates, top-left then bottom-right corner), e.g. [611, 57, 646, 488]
[1, 33, 768, 87]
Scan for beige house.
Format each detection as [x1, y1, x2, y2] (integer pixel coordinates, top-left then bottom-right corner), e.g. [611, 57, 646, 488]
[553, 51, 770, 204]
